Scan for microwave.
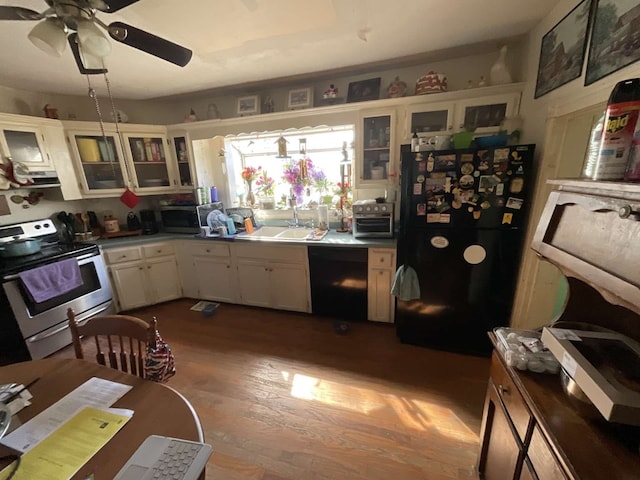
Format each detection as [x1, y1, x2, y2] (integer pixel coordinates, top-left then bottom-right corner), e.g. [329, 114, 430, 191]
[159, 202, 223, 233]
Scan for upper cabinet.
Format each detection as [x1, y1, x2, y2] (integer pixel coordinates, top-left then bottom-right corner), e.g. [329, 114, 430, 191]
[167, 132, 196, 191]
[66, 127, 128, 194]
[355, 108, 397, 187]
[404, 101, 455, 140]
[64, 121, 180, 196]
[121, 129, 173, 192]
[453, 92, 521, 134]
[0, 124, 52, 169]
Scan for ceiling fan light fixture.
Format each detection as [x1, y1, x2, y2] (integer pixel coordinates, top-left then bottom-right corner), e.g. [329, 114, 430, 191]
[28, 18, 67, 57]
[77, 18, 111, 58]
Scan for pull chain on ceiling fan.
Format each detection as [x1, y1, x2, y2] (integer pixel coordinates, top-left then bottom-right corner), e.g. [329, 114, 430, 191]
[0, 0, 192, 73]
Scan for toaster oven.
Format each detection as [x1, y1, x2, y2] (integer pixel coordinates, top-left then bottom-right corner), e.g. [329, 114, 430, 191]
[352, 202, 394, 238]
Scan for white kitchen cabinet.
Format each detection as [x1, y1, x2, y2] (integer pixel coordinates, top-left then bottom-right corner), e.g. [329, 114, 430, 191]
[355, 107, 397, 188]
[64, 121, 183, 196]
[453, 92, 521, 134]
[0, 123, 52, 169]
[121, 128, 174, 192]
[367, 247, 396, 323]
[65, 126, 129, 195]
[404, 100, 455, 141]
[188, 242, 239, 303]
[104, 242, 181, 312]
[235, 243, 311, 312]
[167, 132, 197, 191]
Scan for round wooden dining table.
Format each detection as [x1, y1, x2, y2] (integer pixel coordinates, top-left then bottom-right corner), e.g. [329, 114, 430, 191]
[0, 358, 204, 479]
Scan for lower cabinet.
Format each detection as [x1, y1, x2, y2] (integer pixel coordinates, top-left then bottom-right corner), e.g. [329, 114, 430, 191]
[104, 242, 181, 312]
[367, 248, 396, 323]
[235, 243, 310, 312]
[478, 352, 568, 480]
[184, 242, 239, 303]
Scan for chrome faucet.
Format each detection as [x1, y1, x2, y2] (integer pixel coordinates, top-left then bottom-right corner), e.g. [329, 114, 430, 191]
[288, 205, 299, 227]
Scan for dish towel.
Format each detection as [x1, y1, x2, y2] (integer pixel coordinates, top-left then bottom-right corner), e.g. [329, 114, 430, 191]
[18, 258, 83, 303]
[390, 265, 421, 301]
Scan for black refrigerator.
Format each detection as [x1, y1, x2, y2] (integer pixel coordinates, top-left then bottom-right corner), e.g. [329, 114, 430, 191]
[395, 143, 535, 356]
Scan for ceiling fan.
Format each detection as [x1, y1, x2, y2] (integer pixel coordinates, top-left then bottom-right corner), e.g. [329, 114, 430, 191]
[0, 0, 192, 73]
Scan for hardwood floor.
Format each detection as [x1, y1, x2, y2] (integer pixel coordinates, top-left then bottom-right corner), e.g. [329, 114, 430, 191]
[53, 299, 490, 480]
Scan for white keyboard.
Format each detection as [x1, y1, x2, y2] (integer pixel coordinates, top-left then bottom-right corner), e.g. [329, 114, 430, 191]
[114, 435, 213, 480]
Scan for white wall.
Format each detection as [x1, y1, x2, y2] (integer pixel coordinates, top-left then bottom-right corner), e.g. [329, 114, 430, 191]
[511, 0, 640, 329]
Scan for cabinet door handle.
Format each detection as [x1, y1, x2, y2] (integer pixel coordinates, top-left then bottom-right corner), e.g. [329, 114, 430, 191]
[498, 384, 509, 395]
[138, 266, 143, 270]
[157, 249, 162, 253]
[148, 266, 151, 269]
[206, 249, 210, 253]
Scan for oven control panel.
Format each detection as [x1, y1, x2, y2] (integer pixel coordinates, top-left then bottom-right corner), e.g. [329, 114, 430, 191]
[0, 219, 57, 242]
[353, 202, 394, 216]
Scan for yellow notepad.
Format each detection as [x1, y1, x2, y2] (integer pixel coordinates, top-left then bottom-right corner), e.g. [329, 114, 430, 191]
[0, 406, 132, 480]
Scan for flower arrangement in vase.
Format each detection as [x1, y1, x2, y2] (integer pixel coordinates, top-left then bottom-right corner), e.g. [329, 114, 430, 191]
[241, 166, 261, 205]
[255, 169, 276, 209]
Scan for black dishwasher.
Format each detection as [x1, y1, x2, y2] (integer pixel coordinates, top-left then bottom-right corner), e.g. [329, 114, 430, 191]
[308, 246, 368, 321]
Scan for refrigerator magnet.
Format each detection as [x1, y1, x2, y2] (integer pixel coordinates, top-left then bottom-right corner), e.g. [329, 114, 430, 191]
[463, 245, 487, 265]
[427, 213, 440, 223]
[418, 162, 426, 172]
[460, 153, 474, 163]
[417, 204, 426, 216]
[502, 213, 513, 224]
[415, 152, 423, 161]
[439, 213, 451, 223]
[413, 183, 422, 195]
[460, 162, 474, 175]
[460, 175, 474, 188]
[511, 150, 523, 162]
[430, 236, 449, 248]
[435, 154, 456, 170]
[510, 177, 524, 193]
[496, 184, 505, 196]
[426, 154, 435, 172]
[506, 197, 523, 209]
[416, 174, 425, 183]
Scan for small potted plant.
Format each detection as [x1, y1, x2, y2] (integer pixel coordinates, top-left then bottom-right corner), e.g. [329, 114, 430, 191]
[255, 169, 276, 209]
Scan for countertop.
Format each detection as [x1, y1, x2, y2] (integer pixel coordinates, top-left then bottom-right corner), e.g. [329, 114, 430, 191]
[94, 230, 397, 250]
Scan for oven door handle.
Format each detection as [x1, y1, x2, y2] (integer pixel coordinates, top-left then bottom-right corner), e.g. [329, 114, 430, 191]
[3, 253, 99, 281]
[26, 303, 111, 343]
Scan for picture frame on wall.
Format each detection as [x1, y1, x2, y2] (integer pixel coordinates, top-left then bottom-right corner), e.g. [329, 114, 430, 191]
[236, 95, 260, 116]
[287, 87, 313, 109]
[346, 78, 381, 103]
[534, 0, 592, 98]
[585, 0, 640, 86]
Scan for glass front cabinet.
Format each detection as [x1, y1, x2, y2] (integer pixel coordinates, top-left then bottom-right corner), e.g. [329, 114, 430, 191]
[404, 101, 454, 141]
[121, 131, 173, 192]
[355, 108, 396, 187]
[0, 124, 52, 169]
[169, 134, 196, 190]
[66, 128, 128, 194]
[453, 92, 521, 134]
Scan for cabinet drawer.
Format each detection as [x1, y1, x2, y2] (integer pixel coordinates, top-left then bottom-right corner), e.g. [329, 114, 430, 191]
[190, 242, 231, 257]
[490, 352, 531, 443]
[104, 247, 142, 264]
[528, 426, 567, 480]
[369, 248, 395, 269]
[142, 243, 175, 258]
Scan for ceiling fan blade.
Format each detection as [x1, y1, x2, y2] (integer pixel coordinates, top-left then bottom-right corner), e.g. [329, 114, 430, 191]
[95, 0, 141, 13]
[107, 22, 192, 67]
[0, 6, 42, 20]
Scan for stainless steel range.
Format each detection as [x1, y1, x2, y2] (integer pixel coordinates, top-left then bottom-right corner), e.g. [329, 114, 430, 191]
[0, 219, 114, 365]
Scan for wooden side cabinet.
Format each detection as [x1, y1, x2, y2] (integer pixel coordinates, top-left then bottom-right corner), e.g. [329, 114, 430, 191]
[477, 351, 569, 480]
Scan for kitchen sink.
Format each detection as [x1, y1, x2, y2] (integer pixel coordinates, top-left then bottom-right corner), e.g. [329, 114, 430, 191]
[241, 226, 316, 241]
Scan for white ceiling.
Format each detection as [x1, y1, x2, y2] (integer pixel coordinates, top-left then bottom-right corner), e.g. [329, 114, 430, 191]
[0, 0, 559, 101]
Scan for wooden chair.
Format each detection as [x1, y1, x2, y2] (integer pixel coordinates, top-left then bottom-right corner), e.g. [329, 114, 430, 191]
[67, 307, 158, 378]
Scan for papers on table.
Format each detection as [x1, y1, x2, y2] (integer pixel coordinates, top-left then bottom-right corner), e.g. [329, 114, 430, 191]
[0, 383, 33, 416]
[0, 377, 132, 453]
[0, 407, 133, 480]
